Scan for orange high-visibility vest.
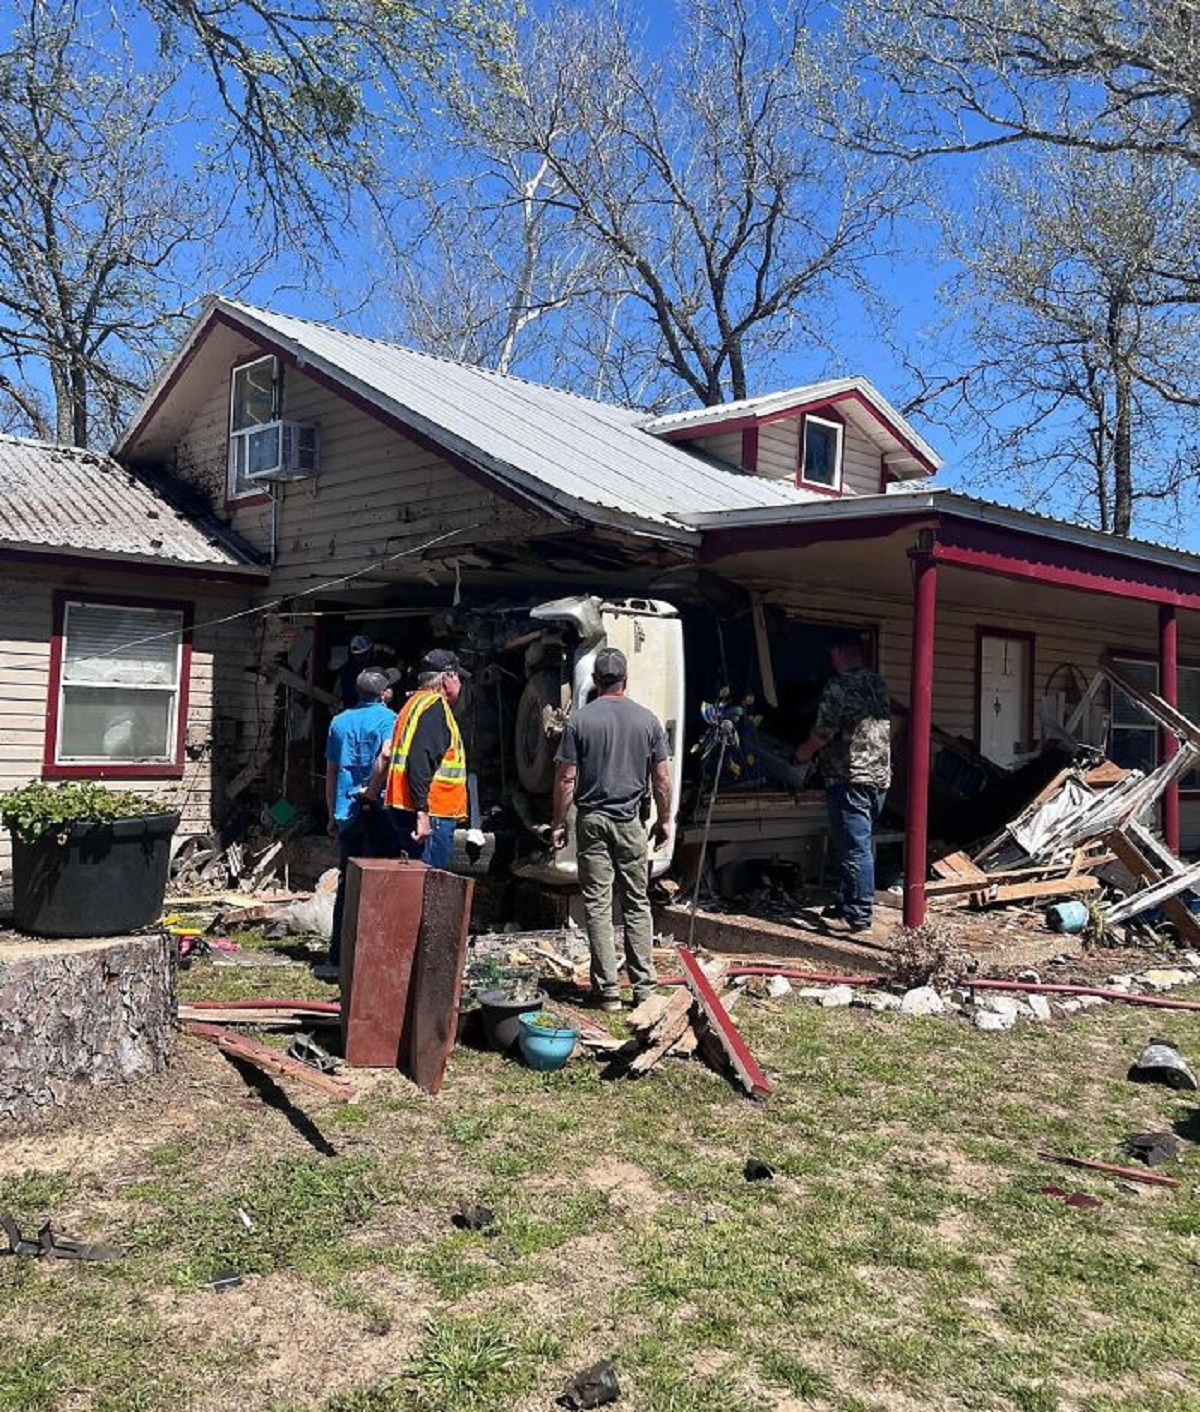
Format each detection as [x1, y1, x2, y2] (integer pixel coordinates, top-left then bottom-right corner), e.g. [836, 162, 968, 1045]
[384, 689, 467, 819]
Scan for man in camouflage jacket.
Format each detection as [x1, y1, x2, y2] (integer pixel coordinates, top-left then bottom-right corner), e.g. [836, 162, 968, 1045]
[794, 637, 891, 932]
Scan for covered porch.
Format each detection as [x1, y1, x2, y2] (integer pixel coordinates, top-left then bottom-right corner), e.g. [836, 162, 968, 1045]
[693, 492, 1200, 928]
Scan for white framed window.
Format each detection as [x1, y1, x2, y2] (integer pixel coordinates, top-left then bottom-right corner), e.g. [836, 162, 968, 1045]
[1110, 655, 1200, 788]
[228, 355, 281, 498]
[51, 601, 186, 769]
[799, 414, 843, 490]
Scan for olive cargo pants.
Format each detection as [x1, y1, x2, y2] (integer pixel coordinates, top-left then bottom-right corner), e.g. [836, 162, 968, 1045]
[576, 811, 658, 1003]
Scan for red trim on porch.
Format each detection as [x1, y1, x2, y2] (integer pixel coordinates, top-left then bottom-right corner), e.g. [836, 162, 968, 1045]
[973, 627, 1036, 757]
[1160, 604, 1180, 853]
[43, 591, 193, 781]
[904, 552, 937, 927]
[740, 425, 759, 473]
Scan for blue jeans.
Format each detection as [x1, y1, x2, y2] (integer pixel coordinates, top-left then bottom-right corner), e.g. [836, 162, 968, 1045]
[330, 804, 393, 965]
[385, 809, 457, 870]
[826, 783, 886, 927]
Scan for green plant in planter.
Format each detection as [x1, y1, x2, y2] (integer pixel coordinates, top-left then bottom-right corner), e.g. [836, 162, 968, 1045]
[526, 1010, 578, 1033]
[0, 780, 173, 845]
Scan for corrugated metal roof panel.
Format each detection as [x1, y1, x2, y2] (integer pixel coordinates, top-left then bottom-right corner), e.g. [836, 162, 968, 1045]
[211, 302, 821, 532]
[0, 435, 259, 568]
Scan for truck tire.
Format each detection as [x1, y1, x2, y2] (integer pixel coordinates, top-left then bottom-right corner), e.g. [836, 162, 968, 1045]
[516, 670, 562, 794]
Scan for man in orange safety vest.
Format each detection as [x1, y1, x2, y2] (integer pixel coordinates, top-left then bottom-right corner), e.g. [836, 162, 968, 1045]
[364, 648, 468, 869]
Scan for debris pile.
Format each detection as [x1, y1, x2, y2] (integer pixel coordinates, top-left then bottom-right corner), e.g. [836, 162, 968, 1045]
[929, 660, 1200, 949]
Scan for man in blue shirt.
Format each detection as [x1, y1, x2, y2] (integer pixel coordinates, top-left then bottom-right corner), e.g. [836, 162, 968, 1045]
[317, 668, 397, 978]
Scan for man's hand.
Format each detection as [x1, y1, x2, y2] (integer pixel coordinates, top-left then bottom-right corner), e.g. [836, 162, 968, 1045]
[550, 824, 568, 850]
[412, 810, 432, 843]
[650, 820, 671, 850]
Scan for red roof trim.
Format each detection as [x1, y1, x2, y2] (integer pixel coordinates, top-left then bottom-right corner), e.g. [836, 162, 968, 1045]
[660, 388, 938, 476]
[43, 590, 194, 781]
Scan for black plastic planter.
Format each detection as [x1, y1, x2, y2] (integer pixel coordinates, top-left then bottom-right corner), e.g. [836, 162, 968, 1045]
[9, 811, 181, 938]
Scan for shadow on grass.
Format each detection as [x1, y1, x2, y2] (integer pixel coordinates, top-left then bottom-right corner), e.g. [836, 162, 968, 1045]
[225, 1055, 339, 1157]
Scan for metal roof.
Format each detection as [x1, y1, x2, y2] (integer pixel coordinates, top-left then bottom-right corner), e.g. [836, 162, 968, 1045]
[0, 434, 263, 571]
[641, 375, 942, 477]
[119, 300, 821, 540]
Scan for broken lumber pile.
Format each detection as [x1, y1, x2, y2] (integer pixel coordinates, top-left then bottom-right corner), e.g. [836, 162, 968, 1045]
[931, 660, 1200, 943]
[623, 949, 773, 1099]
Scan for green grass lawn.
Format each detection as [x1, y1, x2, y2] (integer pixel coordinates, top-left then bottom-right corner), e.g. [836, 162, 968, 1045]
[2, 943, 1200, 1411]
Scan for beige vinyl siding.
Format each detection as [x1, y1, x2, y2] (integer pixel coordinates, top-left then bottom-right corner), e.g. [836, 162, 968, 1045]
[0, 566, 254, 881]
[694, 431, 743, 469]
[840, 423, 883, 496]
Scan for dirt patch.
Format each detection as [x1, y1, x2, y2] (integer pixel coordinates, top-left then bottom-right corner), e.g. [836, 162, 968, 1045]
[580, 1160, 665, 1217]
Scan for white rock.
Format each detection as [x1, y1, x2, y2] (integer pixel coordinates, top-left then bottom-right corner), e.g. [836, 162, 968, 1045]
[978, 994, 1023, 1018]
[900, 986, 945, 1016]
[864, 992, 901, 1012]
[1183, 951, 1200, 968]
[1106, 975, 1136, 991]
[1026, 995, 1053, 1022]
[1138, 968, 1190, 991]
[975, 1009, 1016, 1031]
[1016, 968, 1042, 984]
[1056, 999, 1083, 1015]
[795, 987, 829, 1002]
[1076, 995, 1108, 1008]
[820, 985, 854, 1008]
[765, 975, 793, 999]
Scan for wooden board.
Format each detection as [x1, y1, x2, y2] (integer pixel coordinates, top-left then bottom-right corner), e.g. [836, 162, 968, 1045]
[677, 947, 771, 1099]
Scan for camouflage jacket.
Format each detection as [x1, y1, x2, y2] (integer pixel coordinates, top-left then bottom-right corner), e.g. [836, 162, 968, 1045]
[813, 667, 892, 788]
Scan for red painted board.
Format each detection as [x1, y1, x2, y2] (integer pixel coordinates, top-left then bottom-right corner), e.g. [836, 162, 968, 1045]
[405, 867, 474, 1095]
[676, 946, 773, 1099]
[341, 858, 426, 1067]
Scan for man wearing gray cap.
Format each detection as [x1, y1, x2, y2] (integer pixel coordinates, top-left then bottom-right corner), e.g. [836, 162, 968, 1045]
[551, 647, 672, 1011]
[319, 668, 398, 978]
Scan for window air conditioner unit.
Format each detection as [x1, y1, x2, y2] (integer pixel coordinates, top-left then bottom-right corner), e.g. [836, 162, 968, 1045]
[244, 421, 319, 482]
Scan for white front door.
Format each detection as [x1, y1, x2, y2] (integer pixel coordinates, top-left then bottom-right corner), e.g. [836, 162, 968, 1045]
[979, 633, 1031, 767]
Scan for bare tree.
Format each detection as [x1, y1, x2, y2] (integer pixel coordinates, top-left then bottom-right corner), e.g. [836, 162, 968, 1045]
[0, 0, 252, 446]
[139, 0, 514, 245]
[390, 0, 906, 407]
[830, 0, 1200, 169]
[920, 149, 1200, 536]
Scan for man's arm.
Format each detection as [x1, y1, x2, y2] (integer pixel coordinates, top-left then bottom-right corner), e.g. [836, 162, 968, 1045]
[794, 678, 840, 764]
[551, 762, 577, 849]
[325, 760, 340, 837]
[650, 759, 672, 848]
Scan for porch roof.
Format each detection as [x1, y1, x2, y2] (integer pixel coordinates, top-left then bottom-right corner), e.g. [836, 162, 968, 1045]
[692, 489, 1200, 608]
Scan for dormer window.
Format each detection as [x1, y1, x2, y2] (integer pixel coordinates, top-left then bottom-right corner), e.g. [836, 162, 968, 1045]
[799, 413, 843, 491]
[228, 355, 281, 498]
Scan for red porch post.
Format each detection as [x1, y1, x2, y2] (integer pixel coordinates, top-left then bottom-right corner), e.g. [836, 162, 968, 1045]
[904, 550, 938, 927]
[1159, 603, 1180, 854]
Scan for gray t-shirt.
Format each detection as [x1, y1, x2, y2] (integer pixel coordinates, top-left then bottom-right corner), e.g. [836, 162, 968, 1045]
[556, 693, 670, 821]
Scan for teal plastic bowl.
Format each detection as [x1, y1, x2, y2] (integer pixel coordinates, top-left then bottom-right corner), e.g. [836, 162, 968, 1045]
[517, 1015, 580, 1071]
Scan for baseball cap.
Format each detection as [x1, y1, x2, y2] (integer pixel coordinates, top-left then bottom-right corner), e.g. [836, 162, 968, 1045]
[356, 669, 390, 700]
[594, 646, 627, 684]
[350, 634, 372, 654]
[420, 647, 470, 678]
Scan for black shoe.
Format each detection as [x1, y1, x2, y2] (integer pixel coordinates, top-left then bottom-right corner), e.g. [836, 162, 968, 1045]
[845, 919, 873, 935]
[820, 904, 846, 921]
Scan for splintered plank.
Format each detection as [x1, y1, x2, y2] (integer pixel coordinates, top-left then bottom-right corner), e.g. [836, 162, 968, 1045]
[676, 947, 772, 1099]
[1105, 828, 1200, 947]
[932, 851, 987, 882]
[977, 875, 1102, 906]
[1105, 856, 1200, 925]
[183, 1021, 354, 1100]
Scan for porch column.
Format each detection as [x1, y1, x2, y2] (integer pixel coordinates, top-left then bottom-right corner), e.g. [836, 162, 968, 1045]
[903, 551, 938, 927]
[1159, 602, 1180, 855]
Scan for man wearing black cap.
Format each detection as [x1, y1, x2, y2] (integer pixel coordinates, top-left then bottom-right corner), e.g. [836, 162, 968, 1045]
[551, 646, 672, 1012]
[793, 635, 891, 934]
[365, 648, 469, 870]
[319, 668, 398, 979]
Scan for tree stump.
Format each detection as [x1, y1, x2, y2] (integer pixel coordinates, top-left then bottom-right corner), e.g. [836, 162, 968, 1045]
[0, 931, 175, 1122]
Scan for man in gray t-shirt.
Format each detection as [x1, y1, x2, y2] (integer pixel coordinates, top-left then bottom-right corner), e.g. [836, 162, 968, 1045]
[552, 647, 672, 1011]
